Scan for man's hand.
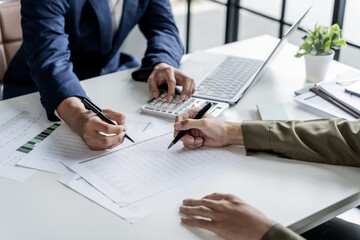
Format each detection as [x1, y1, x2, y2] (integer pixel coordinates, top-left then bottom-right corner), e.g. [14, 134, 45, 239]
[174, 108, 244, 149]
[180, 193, 276, 240]
[56, 97, 127, 150]
[147, 62, 195, 102]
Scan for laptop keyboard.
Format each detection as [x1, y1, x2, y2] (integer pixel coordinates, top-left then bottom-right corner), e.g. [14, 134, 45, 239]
[196, 56, 264, 100]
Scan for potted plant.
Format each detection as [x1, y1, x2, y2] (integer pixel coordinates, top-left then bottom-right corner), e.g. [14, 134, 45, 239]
[295, 24, 347, 83]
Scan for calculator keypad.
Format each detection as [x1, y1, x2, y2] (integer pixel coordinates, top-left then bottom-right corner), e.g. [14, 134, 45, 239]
[143, 92, 206, 116]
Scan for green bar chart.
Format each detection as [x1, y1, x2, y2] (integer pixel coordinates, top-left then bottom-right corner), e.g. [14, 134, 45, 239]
[16, 123, 61, 154]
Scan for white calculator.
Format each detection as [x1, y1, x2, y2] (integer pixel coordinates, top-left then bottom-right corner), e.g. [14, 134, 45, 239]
[141, 91, 229, 119]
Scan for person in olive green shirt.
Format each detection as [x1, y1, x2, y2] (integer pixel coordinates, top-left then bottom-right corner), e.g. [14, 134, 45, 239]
[174, 108, 360, 240]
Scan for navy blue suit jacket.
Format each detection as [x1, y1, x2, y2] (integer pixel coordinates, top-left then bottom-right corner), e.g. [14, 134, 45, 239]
[4, 0, 183, 120]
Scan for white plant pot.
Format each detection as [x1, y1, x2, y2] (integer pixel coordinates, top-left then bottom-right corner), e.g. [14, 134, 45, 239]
[304, 51, 335, 83]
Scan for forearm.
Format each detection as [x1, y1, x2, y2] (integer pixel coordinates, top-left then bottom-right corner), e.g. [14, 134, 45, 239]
[56, 97, 88, 135]
[241, 119, 360, 167]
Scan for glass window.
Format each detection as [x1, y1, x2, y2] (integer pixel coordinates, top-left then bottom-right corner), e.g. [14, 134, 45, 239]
[241, 0, 282, 19]
[186, 0, 227, 52]
[238, 10, 279, 40]
[286, 0, 333, 29]
[343, 0, 360, 46]
[340, 45, 360, 70]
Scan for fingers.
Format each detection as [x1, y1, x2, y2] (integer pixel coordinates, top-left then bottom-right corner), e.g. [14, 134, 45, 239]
[181, 217, 214, 231]
[174, 118, 208, 132]
[147, 73, 160, 98]
[190, 81, 196, 96]
[90, 117, 125, 135]
[183, 141, 204, 150]
[175, 70, 195, 100]
[102, 109, 126, 126]
[180, 205, 214, 219]
[81, 112, 127, 150]
[106, 132, 126, 149]
[175, 108, 200, 124]
[184, 142, 203, 150]
[184, 135, 204, 145]
[148, 63, 195, 102]
[182, 198, 222, 211]
[204, 193, 238, 202]
[181, 132, 204, 150]
[165, 68, 176, 102]
[84, 131, 126, 150]
[174, 108, 200, 140]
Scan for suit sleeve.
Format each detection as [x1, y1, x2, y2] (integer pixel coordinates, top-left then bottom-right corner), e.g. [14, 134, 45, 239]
[262, 224, 305, 240]
[242, 119, 360, 167]
[21, 0, 88, 120]
[132, 0, 184, 81]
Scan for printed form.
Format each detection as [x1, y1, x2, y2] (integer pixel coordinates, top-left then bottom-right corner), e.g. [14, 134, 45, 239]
[65, 133, 240, 207]
[58, 159, 238, 223]
[17, 114, 173, 174]
[0, 103, 53, 181]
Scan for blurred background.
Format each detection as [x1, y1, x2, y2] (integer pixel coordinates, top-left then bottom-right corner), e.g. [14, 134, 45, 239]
[121, 0, 360, 69]
[0, 0, 358, 68]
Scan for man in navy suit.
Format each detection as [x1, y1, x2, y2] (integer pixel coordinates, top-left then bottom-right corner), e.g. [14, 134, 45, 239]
[4, 0, 195, 150]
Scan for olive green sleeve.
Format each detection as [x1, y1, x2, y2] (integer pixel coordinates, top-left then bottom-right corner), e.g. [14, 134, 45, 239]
[262, 224, 305, 240]
[242, 119, 360, 167]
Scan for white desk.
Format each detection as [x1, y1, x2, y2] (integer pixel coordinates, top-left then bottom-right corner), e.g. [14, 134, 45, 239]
[1, 35, 360, 240]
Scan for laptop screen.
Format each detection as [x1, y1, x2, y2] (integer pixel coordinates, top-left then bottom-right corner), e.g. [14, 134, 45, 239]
[251, 6, 312, 83]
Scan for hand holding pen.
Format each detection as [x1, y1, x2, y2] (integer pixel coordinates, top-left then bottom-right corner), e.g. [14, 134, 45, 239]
[55, 97, 132, 150]
[82, 98, 134, 143]
[169, 103, 212, 149]
[172, 103, 240, 150]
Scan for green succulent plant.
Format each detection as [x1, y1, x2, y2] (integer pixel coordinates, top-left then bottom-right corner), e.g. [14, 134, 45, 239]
[295, 23, 347, 58]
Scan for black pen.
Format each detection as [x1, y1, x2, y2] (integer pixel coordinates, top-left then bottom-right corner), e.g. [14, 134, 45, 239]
[167, 102, 212, 150]
[81, 98, 135, 143]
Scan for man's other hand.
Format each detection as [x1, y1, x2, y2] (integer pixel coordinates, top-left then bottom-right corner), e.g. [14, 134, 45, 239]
[147, 63, 195, 102]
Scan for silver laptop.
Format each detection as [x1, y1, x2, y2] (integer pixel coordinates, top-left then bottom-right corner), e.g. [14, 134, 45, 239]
[180, 7, 311, 105]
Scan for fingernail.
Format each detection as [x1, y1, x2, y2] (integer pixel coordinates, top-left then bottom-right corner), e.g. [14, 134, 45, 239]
[168, 96, 173, 102]
[183, 199, 189, 204]
[186, 136, 194, 143]
[181, 217, 188, 223]
[174, 122, 182, 129]
[195, 139, 203, 144]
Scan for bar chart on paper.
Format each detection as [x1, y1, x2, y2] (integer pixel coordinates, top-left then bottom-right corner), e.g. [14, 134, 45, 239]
[0, 103, 60, 181]
[16, 123, 61, 154]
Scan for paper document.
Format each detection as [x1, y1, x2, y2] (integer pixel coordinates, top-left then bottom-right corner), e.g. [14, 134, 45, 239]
[295, 91, 356, 120]
[17, 114, 173, 174]
[65, 133, 240, 206]
[294, 70, 360, 120]
[58, 159, 238, 223]
[0, 103, 54, 181]
[318, 80, 360, 113]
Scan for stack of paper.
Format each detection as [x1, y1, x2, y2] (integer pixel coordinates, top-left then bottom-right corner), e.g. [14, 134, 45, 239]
[295, 89, 357, 120]
[17, 114, 173, 174]
[294, 71, 360, 120]
[11, 107, 241, 223]
[0, 103, 57, 182]
[59, 133, 239, 222]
